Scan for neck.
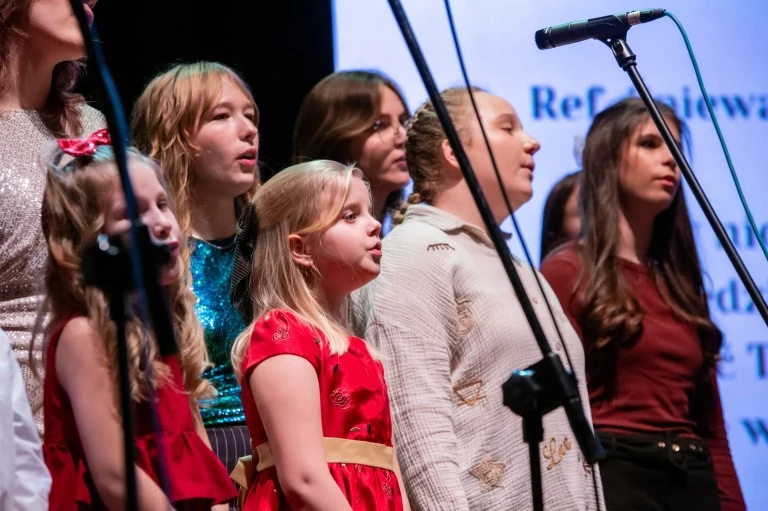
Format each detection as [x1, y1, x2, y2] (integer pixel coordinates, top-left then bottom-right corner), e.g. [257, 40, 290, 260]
[432, 180, 504, 232]
[190, 191, 238, 240]
[616, 203, 655, 265]
[0, 43, 55, 111]
[310, 281, 345, 322]
[371, 187, 391, 223]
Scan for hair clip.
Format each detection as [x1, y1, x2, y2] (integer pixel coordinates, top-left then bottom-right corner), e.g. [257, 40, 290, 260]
[57, 128, 112, 158]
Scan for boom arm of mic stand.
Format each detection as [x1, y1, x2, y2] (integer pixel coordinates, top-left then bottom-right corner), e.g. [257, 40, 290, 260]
[386, 0, 604, 466]
[605, 38, 768, 326]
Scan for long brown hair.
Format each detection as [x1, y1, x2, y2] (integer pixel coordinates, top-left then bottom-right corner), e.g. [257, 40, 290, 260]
[292, 70, 408, 218]
[34, 144, 213, 402]
[577, 97, 721, 379]
[0, 0, 86, 135]
[132, 61, 260, 255]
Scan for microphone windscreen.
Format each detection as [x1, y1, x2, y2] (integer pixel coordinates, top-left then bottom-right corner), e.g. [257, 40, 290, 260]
[534, 28, 553, 50]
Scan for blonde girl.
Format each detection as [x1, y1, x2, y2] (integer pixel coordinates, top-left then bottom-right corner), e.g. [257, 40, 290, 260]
[231, 160, 408, 511]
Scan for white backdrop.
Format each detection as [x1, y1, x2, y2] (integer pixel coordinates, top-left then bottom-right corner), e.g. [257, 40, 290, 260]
[334, 1, 768, 508]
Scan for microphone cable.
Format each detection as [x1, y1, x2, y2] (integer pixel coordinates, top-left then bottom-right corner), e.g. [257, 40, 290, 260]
[441, 2, 604, 510]
[663, 10, 768, 262]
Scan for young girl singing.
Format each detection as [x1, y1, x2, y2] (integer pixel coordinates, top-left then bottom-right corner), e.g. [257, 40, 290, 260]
[36, 130, 237, 510]
[132, 61, 260, 473]
[230, 160, 408, 510]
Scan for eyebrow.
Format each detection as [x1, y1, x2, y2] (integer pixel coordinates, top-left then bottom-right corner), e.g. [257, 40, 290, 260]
[639, 131, 682, 147]
[342, 198, 374, 213]
[495, 112, 520, 125]
[211, 100, 256, 111]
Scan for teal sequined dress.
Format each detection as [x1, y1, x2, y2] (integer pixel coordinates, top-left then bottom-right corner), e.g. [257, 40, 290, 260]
[189, 237, 246, 427]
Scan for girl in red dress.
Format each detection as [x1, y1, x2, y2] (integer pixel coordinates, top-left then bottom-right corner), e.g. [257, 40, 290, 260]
[230, 160, 409, 510]
[35, 132, 238, 510]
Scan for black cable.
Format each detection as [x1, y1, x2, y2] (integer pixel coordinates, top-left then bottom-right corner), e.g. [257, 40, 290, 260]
[442, 2, 604, 509]
[442, 0, 576, 376]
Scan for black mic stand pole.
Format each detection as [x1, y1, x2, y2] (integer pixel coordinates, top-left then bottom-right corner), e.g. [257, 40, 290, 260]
[603, 36, 768, 325]
[68, 1, 180, 509]
[386, 2, 605, 510]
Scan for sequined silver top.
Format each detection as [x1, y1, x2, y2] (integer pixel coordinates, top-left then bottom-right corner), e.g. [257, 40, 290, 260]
[0, 106, 105, 424]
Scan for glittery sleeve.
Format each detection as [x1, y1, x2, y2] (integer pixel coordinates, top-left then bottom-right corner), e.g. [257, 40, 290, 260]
[241, 309, 322, 384]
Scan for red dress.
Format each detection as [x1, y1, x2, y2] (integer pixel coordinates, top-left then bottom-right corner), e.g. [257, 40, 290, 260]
[240, 309, 403, 510]
[43, 318, 238, 510]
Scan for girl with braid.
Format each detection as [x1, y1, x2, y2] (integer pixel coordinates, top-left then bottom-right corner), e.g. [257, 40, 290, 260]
[351, 87, 603, 510]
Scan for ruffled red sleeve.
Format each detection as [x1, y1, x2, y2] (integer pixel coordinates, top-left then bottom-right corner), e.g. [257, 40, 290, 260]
[242, 309, 323, 384]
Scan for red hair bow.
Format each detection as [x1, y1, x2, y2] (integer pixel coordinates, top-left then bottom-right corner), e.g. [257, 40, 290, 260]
[57, 128, 112, 157]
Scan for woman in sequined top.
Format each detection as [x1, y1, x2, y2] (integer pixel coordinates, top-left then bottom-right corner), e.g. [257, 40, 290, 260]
[132, 61, 259, 473]
[0, 0, 105, 431]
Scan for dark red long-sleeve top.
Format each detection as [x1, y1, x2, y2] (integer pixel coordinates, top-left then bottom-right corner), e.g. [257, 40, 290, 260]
[540, 243, 745, 511]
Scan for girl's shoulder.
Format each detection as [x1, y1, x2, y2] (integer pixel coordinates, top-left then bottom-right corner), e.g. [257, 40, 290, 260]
[242, 309, 326, 379]
[54, 316, 95, 352]
[541, 241, 582, 274]
[253, 309, 314, 336]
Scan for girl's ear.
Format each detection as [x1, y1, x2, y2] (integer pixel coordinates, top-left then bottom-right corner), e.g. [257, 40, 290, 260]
[288, 234, 314, 269]
[441, 138, 462, 180]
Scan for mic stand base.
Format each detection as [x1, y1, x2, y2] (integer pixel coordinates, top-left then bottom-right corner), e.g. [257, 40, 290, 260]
[503, 356, 572, 511]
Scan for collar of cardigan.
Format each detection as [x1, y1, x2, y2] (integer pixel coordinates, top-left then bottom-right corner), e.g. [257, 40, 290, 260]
[401, 203, 513, 246]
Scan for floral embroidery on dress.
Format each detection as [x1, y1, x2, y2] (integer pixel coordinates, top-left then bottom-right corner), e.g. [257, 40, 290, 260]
[271, 324, 289, 342]
[330, 388, 351, 409]
[453, 379, 487, 406]
[542, 436, 573, 470]
[469, 455, 505, 491]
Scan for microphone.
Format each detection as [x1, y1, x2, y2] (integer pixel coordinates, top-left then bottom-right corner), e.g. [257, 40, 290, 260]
[535, 8, 666, 50]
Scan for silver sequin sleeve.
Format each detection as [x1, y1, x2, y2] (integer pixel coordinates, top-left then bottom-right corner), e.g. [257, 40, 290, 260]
[0, 105, 106, 431]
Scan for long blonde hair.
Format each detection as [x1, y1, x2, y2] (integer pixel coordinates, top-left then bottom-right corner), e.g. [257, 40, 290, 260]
[131, 61, 260, 254]
[231, 160, 362, 377]
[35, 143, 213, 402]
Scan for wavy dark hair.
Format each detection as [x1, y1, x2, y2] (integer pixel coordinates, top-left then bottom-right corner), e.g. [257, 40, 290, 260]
[0, 0, 86, 135]
[577, 97, 721, 382]
[292, 70, 408, 222]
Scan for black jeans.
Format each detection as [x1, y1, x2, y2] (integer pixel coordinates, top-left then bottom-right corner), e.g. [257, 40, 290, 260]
[598, 432, 722, 511]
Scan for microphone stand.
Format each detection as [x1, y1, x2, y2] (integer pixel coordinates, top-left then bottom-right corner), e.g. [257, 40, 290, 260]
[601, 35, 768, 325]
[386, 2, 605, 510]
[68, 1, 180, 509]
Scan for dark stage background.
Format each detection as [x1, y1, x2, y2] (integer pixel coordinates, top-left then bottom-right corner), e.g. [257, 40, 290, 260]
[80, 0, 334, 181]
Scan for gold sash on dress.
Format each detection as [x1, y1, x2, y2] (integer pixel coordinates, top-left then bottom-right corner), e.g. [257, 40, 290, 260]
[230, 437, 394, 489]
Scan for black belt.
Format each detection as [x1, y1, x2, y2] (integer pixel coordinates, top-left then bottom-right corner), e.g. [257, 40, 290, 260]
[598, 431, 711, 470]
